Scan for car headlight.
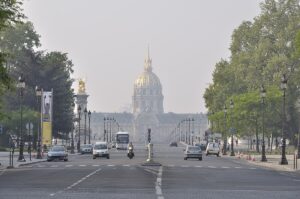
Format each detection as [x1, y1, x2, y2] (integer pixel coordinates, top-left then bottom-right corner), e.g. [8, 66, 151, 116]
[47, 153, 52, 157]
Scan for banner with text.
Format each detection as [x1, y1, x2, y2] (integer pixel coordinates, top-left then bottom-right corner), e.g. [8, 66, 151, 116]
[42, 91, 53, 147]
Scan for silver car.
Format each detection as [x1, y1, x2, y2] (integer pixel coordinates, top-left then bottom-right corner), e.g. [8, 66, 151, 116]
[184, 145, 202, 161]
[47, 145, 68, 161]
[81, 144, 93, 154]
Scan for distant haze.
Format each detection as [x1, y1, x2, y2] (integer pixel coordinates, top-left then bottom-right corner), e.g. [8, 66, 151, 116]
[23, 0, 262, 113]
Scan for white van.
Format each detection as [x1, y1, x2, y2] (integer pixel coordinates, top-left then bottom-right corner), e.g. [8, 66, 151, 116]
[206, 142, 220, 157]
[93, 142, 110, 159]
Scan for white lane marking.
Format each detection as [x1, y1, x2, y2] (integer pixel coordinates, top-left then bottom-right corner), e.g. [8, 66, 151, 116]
[249, 168, 257, 170]
[92, 165, 100, 167]
[122, 165, 130, 167]
[222, 166, 230, 169]
[156, 166, 164, 199]
[37, 165, 45, 167]
[51, 165, 58, 168]
[235, 167, 242, 169]
[65, 165, 73, 167]
[208, 166, 216, 168]
[107, 164, 115, 167]
[49, 168, 102, 197]
[79, 165, 86, 167]
[194, 165, 202, 168]
[181, 165, 189, 168]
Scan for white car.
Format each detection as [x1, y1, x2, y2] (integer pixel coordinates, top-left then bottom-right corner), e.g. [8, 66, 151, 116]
[206, 142, 220, 157]
[93, 142, 110, 159]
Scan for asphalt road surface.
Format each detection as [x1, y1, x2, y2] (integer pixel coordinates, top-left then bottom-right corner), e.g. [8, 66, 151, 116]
[0, 143, 299, 199]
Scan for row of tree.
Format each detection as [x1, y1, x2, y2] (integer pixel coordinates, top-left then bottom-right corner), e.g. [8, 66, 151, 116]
[0, 1, 75, 147]
[204, 0, 300, 150]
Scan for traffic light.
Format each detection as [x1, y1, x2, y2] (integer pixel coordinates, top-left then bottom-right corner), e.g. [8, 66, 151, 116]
[147, 128, 151, 143]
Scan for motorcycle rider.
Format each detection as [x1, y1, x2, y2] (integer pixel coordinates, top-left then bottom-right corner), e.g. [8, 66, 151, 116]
[127, 142, 134, 159]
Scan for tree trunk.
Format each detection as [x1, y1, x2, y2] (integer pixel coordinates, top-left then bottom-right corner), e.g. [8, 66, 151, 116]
[256, 118, 259, 153]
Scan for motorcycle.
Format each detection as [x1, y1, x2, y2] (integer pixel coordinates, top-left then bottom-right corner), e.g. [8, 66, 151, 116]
[127, 146, 134, 159]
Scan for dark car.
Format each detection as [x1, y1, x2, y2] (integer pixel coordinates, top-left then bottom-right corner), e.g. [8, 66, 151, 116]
[81, 144, 93, 154]
[195, 143, 206, 151]
[169, 142, 178, 147]
[47, 145, 68, 161]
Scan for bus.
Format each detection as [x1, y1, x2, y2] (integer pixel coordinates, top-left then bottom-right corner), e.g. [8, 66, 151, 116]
[116, 132, 129, 150]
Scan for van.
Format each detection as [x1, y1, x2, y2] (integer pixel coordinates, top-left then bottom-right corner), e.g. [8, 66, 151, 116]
[93, 142, 110, 159]
[206, 142, 220, 157]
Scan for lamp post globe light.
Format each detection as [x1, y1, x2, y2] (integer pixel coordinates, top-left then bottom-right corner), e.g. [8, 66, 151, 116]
[35, 86, 43, 159]
[88, 110, 91, 144]
[84, 107, 87, 145]
[17, 75, 26, 162]
[280, 74, 288, 165]
[77, 105, 82, 152]
[260, 85, 267, 162]
[230, 99, 235, 156]
[223, 104, 228, 155]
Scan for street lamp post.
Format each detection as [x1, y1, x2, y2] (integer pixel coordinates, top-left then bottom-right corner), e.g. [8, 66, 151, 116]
[17, 75, 25, 162]
[191, 118, 194, 145]
[77, 105, 81, 152]
[104, 117, 106, 142]
[280, 74, 288, 165]
[260, 85, 267, 162]
[70, 103, 75, 154]
[35, 86, 43, 159]
[230, 99, 235, 156]
[188, 118, 191, 145]
[223, 104, 228, 155]
[88, 110, 91, 144]
[84, 107, 87, 145]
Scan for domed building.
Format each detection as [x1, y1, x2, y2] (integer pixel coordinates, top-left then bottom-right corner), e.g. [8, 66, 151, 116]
[89, 48, 208, 143]
[133, 50, 164, 115]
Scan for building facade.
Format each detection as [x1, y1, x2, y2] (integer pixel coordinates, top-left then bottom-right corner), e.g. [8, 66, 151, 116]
[89, 49, 208, 143]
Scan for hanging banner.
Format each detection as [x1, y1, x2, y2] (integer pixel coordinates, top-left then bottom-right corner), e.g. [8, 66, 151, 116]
[41, 90, 53, 147]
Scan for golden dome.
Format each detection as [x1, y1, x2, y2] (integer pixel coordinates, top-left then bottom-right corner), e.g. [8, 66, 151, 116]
[134, 71, 162, 88]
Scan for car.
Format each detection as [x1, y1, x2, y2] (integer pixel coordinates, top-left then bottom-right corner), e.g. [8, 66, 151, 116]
[47, 145, 68, 161]
[93, 142, 110, 159]
[206, 142, 220, 156]
[169, 142, 178, 147]
[184, 145, 202, 161]
[81, 144, 93, 154]
[194, 143, 206, 151]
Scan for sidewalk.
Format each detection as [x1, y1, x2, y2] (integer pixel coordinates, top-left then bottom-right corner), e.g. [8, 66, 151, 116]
[229, 152, 300, 172]
[0, 151, 46, 169]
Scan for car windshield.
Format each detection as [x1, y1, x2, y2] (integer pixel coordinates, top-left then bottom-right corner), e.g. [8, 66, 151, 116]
[94, 144, 107, 149]
[188, 146, 200, 151]
[50, 146, 65, 152]
[117, 135, 129, 143]
[83, 144, 92, 148]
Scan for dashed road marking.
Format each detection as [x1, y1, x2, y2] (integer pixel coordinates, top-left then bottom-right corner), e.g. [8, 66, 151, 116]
[65, 165, 73, 167]
[249, 167, 257, 170]
[208, 166, 216, 168]
[49, 168, 102, 197]
[235, 167, 242, 169]
[194, 165, 202, 168]
[122, 165, 130, 167]
[107, 164, 115, 167]
[92, 165, 100, 167]
[181, 165, 189, 167]
[156, 166, 164, 199]
[222, 166, 230, 169]
[50, 165, 58, 168]
[79, 165, 86, 167]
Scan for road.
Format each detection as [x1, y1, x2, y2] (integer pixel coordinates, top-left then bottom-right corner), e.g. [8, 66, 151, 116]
[0, 143, 299, 199]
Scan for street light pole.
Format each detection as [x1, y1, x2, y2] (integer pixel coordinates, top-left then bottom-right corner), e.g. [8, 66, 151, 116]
[84, 107, 87, 145]
[77, 105, 81, 152]
[261, 85, 267, 162]
[223, 104, 228, 155]
[280, 74, 288, 165]
[88, 110, 91, 144]
[70, 103, 75, 154]
[35, 86, 42, 159]
[230, 99, 235, 156]
[17, 75, 25, 162]
[191, 118, 194, 146]
[104, 117, 106, 142]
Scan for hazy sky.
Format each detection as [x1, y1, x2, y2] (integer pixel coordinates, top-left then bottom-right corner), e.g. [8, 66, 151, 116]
[22, 0, 262, 113]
